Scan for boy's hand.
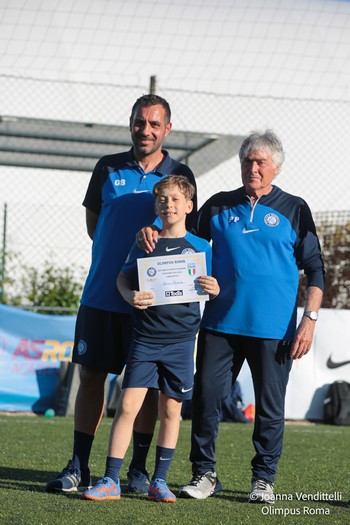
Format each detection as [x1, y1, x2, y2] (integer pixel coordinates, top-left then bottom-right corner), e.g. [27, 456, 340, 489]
[136, 226, 160, 253]
[132, 291, 154, 309]
[196, 276, 220, 299]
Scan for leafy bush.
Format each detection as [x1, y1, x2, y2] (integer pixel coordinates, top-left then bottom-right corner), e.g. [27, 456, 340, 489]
[298, 220, 350, 309]
[1, 253, 84, 314]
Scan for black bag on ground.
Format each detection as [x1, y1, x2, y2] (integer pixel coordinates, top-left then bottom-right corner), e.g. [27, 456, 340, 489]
[323, 380, 350, 425]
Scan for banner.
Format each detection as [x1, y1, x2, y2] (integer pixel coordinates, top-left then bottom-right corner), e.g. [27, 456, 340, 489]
[0, 305, 349, 419]
[0, 304, 75, 412]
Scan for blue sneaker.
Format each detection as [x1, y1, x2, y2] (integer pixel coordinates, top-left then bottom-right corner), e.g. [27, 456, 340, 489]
[45, 460, 92, 493]
[127, 469, 150, 494]
[148, 478, 176, 503]
[82, 477, 121, 501]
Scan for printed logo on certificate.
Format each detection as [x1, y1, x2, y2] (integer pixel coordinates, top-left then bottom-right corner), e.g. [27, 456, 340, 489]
[137, 252, 209, 306]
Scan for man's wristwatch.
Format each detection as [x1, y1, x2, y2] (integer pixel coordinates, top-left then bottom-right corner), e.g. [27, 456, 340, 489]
[303, 310, 318, 321]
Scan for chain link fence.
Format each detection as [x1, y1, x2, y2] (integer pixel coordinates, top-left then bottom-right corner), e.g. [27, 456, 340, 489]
[1, 76, 349, 310]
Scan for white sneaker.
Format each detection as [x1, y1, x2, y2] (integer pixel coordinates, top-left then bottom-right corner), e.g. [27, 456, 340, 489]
[249, 477, 275, 504]
[178, 471, 222, 499]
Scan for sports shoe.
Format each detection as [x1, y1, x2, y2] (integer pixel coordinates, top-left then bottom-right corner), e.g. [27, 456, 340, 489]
[45, 460, 92, 493]
[248, 477, 275, 504]
[148, 478, 176, 503]
[127, 469, 151, 494]
[178, 471, 222, 499]
[82, 477, 121, 501]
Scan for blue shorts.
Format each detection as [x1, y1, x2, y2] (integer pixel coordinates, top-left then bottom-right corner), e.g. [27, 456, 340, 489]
[72, 305, 132, 374]
[123, 338, 196, 400]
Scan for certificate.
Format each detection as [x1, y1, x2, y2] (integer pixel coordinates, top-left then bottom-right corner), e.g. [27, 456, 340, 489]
[137, 252, 209, 306]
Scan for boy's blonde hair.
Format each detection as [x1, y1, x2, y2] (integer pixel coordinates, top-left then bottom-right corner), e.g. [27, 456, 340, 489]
[153, 175, 195, 201]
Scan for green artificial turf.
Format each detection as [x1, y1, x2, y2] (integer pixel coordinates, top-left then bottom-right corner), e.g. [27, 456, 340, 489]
[0, 415, 348, 525]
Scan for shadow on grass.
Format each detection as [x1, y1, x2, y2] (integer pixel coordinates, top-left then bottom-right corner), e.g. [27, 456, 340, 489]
[0, 467, 143, 498]
[0, 466, 81, 496]
[0, 466, 50, 486]
[2, 469, 348, 512]
[164, 482, 249, 503]
[0, 466, 249, 504]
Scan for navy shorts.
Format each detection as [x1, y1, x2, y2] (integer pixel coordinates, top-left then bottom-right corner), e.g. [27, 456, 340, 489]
[123, 338, 196, 400]
[72, 305, 132, 374]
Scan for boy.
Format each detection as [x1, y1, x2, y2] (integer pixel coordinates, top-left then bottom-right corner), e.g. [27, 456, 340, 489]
[82, 175, 219, 503]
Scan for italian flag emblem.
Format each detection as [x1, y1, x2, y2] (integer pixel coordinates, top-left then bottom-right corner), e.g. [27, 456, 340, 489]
[187, 262, 196, 276]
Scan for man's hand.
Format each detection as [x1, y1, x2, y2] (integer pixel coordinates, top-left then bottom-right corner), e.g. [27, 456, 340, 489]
[136, 225, 160, 253]
[291, 285, 323, 359]
[196, 276, 220, 299]
[290, 316, 316, 359]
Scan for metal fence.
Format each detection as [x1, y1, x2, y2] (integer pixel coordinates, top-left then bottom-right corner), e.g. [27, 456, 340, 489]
[1, 76, 349, 310]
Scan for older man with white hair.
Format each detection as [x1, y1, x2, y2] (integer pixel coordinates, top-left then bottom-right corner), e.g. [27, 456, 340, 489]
[177, 129, 324, 503]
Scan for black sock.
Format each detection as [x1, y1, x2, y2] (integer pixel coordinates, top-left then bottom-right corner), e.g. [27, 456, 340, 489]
[128, 430, 153, 473]
[72, 430, 94, 480]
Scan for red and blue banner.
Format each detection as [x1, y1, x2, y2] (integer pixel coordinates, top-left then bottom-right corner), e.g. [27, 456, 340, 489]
[0, 304, 75, 412]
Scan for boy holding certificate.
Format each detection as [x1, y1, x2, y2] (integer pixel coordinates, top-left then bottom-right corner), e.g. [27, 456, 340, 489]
[83, 175, 219, 503]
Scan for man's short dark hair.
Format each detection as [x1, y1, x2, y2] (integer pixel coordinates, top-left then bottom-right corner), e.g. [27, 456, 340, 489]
[130, 94, 171, 124]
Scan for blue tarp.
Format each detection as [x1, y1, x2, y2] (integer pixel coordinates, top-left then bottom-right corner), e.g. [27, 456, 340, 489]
[0, 304, 76, 412]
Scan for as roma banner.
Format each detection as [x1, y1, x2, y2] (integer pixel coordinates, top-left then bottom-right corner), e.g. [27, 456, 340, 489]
[0, 304, 76, 412]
